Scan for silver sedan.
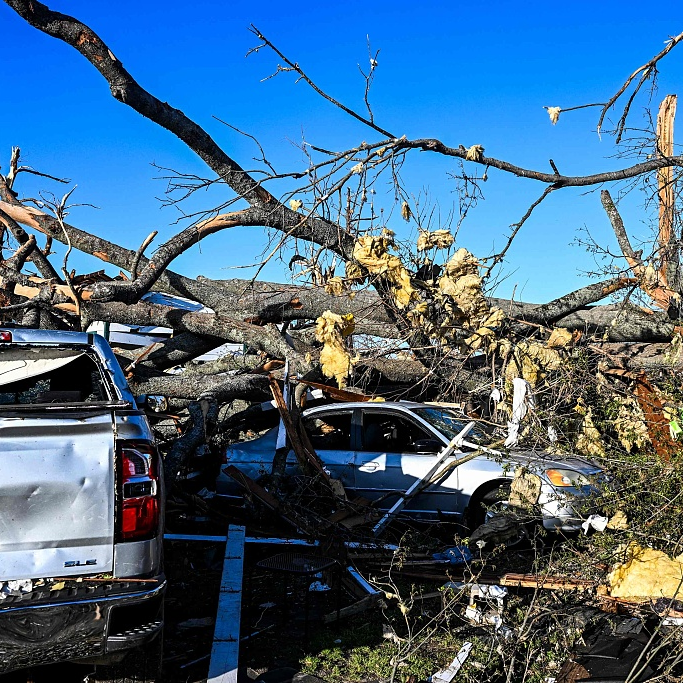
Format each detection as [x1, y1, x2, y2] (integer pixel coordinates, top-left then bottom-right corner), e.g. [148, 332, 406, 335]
[218, 401, 602, 532]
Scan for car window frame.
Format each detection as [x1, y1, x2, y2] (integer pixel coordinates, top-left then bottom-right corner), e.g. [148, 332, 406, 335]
[357, 407, 441, 455]
[303, 408, 357, 452]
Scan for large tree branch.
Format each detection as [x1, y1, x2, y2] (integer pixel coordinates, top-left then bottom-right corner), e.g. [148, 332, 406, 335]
[600, 190, 640, 266]
[397, 138, 683, 188]
[3, 0, 356, 261]
[80, 300, 312, 373]
[129, 372, 270, 403]
[600, 188, 679, 312]
[519, 276, 637, 325]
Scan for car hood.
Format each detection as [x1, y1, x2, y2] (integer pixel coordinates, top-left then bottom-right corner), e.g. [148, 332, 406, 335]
[500, 450, 602, 475]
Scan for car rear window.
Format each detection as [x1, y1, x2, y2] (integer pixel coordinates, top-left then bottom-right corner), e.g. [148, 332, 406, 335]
[0, 346, 110, 405]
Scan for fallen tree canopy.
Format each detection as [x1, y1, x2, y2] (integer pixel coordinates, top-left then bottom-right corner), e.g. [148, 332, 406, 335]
[2, 0, 683, 470]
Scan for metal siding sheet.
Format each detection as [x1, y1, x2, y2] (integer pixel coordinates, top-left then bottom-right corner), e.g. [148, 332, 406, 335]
[207, 525, 245, 683]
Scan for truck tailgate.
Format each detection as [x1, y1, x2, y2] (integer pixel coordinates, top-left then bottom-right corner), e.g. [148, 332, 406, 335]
[0, 411, 115, 581]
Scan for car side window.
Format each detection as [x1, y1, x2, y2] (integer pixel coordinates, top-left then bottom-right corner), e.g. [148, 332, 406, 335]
[360, 412, 432, 454]
[304, 412, 353, 450]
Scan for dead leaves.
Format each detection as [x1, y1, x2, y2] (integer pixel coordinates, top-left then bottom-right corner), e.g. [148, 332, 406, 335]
[401, 201, 412, 222]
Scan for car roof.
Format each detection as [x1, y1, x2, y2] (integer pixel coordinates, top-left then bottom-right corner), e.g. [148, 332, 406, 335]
[0, 328, 93, 344]
[304, 401, 453, 413]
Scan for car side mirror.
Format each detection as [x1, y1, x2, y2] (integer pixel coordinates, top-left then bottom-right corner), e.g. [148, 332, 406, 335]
[144, 394, 168, 413]
[414, 438, 442, 454]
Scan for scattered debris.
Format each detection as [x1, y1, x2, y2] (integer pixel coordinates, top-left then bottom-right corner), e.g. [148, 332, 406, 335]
[431, 642, 473, 683]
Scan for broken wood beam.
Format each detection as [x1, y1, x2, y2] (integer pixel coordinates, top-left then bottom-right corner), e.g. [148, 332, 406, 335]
[269, 375, 330, 481]
[499, 573, 597, 591]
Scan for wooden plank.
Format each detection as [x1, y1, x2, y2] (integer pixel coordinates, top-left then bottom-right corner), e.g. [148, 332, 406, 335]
[207, 524, 246, 683]
[499, 573, 596, 591]
[224, 465, 317, 535]
[322, 593, 382, 624]
[269, 375, 330, 481]
[395, 568, 599, 592]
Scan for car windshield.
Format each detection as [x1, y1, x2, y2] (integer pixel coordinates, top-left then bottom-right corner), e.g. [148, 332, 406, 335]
[411, 406, 489, 444]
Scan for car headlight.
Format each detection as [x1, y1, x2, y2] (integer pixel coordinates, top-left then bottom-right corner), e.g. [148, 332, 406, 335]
[545, 469, 591, 488]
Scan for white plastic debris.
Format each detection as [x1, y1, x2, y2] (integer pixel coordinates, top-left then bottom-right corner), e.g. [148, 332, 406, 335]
[471, 584, 507, 601]
[308, 581, 331, 592]
[465, 584, 508, 631]
[431, 641, 473, 683]
[581, 514, 609, 535]
[465, 604, 503, 628]
[0, 579, 33, 601]
[505, 378, 535, 447]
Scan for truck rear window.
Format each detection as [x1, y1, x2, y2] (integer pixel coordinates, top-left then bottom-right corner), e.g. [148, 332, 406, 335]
[0, 346, 110, 405]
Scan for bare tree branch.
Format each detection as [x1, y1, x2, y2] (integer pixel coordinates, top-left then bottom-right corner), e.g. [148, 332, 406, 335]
[249, 25, 395, 140]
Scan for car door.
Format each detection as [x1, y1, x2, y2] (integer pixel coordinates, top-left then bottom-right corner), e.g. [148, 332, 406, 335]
[303, 409, 355, 488]
[354, 409, 460, 519]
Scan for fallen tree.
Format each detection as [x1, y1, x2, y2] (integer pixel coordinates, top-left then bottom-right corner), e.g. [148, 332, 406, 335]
[2, 0, 683, 474]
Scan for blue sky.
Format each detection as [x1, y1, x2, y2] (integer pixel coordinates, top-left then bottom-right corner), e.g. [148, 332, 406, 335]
[2, 0, 682, 303]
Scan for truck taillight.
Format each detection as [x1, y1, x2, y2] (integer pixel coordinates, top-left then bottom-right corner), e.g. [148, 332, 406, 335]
[116, 440, 160, 542]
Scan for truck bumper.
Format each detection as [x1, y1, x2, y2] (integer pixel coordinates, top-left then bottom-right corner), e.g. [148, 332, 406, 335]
[0, 577, 165, 673]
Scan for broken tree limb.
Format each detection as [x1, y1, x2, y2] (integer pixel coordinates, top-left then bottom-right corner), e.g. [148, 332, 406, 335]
[164, 398, 218, 484]
[0, 206, 62, 282]
[601, 188, 680, 311]
[520, 277, 637, 325]
[269, 375, 330, 482]
[657, 95, 678, 289]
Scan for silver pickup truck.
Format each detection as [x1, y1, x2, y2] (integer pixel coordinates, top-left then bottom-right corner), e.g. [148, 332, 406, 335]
[0, 327, 165, 675]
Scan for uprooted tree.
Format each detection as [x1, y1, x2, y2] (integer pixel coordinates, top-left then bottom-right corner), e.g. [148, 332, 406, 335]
[3, 1, 683, 491]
